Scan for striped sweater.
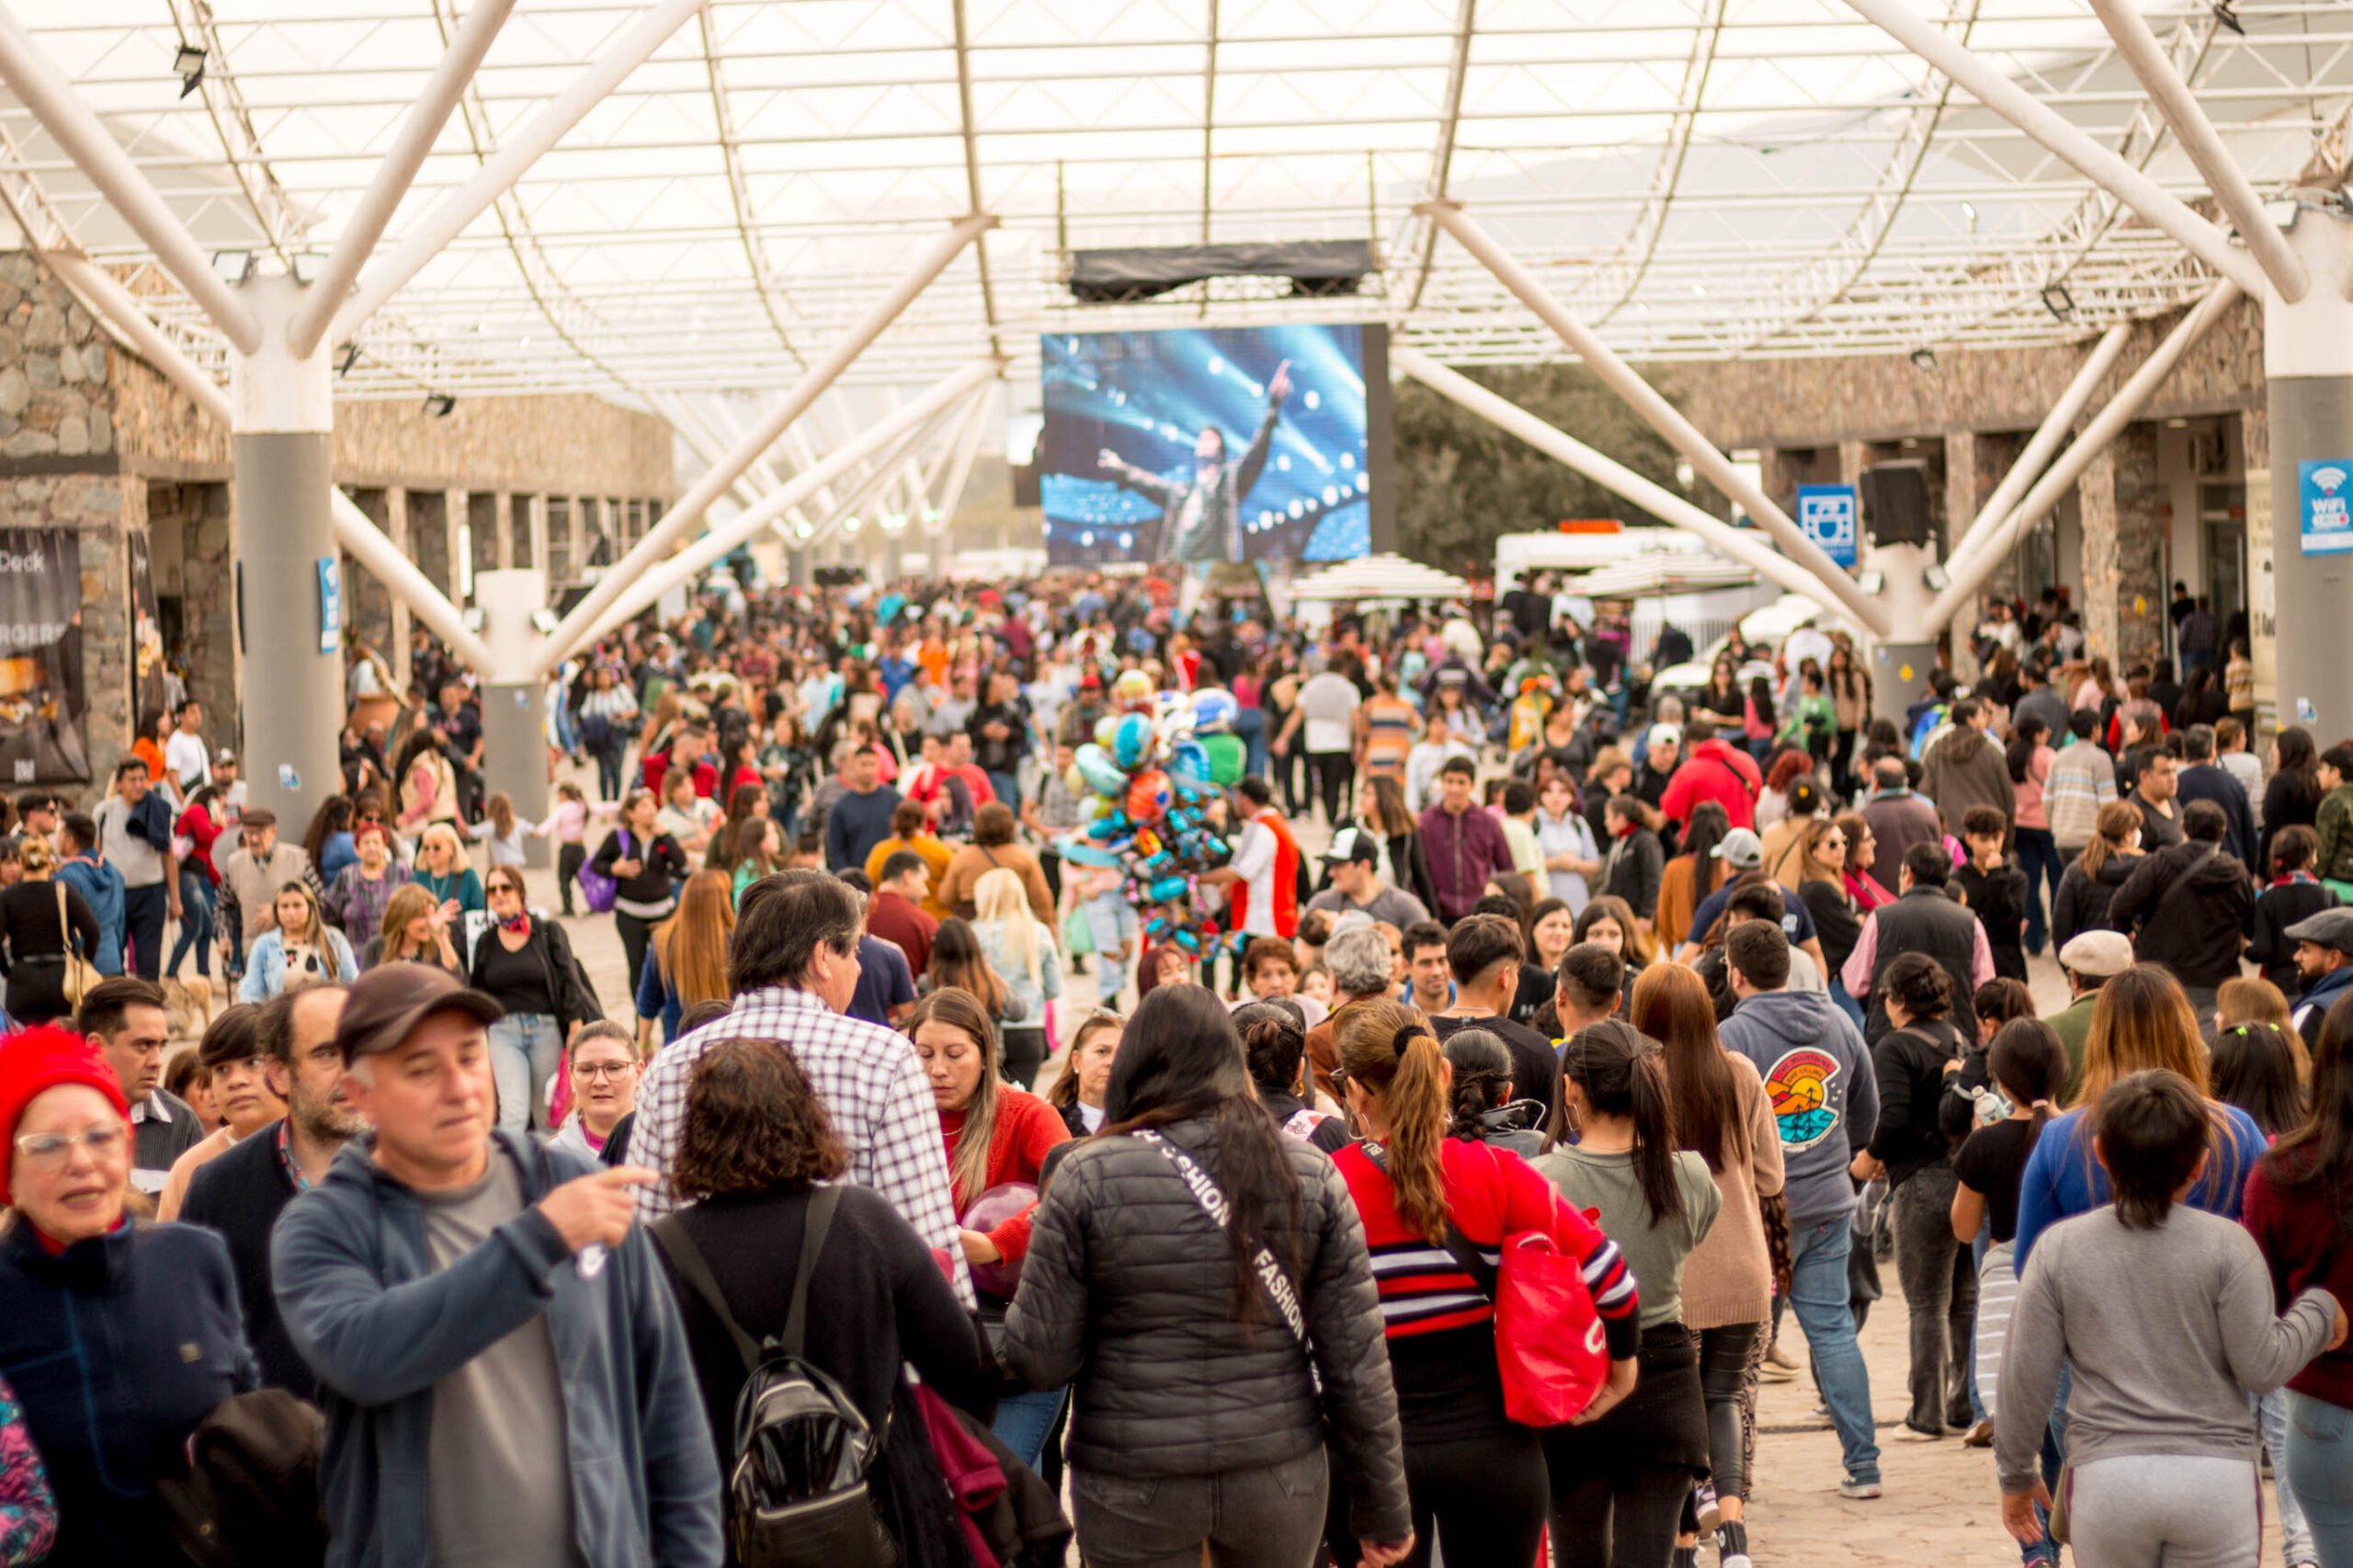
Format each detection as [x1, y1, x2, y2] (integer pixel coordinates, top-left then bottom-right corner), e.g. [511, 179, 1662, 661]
[1336, 1136, 1639, 1437]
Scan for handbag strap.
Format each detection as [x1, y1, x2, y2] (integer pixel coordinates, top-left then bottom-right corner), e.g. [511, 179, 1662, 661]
[52, 881, 77, 958]
[1131, 1129, 1313, 1360]
[648, 1185, 842, 1373]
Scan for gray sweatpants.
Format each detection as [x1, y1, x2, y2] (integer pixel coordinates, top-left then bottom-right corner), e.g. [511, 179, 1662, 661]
[2064, 1454, 2262, 1568]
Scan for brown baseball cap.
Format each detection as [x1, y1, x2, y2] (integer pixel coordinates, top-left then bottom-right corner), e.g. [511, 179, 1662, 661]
[335, 962, 504, 1065]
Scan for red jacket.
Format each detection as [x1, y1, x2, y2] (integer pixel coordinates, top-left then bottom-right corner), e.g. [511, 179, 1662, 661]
[941, 1090, 1070, 1267]
[1659, 739, 1763, 831]
[1333, 1135, 1638, 1355]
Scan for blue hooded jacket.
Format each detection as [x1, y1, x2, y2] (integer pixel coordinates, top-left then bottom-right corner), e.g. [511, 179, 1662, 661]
[272, 1129, 722, 1568]
[54, 855, 124, 975]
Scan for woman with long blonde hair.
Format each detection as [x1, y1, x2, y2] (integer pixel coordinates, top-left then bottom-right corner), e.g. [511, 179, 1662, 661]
[1325, 997, 1640, 1568]
[971, 865, 1061, 1089]
[2013, 964, 2269, 1268]
[362, 881, 461, 972]
[637, 869, 733, 1048]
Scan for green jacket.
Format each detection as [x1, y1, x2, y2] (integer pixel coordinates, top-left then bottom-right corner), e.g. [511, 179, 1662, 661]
[2044, 993, 2099, 1104]
[2318, 784, 2353, 883]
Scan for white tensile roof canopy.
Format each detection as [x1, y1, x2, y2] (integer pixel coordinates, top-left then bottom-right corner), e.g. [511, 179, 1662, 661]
[5, 0, 2350, 409]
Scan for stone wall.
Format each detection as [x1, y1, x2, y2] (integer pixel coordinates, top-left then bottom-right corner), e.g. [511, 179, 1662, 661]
[1655, 294, 2267, 451]
[333, 394, 674, 497]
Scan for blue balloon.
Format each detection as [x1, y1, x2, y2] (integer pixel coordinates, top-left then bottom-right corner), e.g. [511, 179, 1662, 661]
[1060, 842, 1124, 869]
[1112, 712, 1157, 772]
[1147, 874, 1190, 903]
[1075, 744, 1129, 798]
[1169, 739, 1212, 784]
[1190, 689, 1238, 733]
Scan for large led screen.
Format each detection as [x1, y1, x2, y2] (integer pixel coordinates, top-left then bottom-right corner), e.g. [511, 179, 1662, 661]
[1040, 323, 1392, 566]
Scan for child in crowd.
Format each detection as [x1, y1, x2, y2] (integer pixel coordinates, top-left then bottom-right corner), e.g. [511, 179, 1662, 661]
[1954, 805, 2029, 981]
[547, 780, 618, 918]
[466, 790, 547, 869]
[1992, 1070, 2346, 1568]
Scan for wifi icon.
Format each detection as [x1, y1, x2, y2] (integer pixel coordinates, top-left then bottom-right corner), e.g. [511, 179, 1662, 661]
[2316, 466, 2348, 494]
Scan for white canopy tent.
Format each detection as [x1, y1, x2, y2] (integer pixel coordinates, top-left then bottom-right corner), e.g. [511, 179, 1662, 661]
[1288, 553, 1473, 603]
[1576, 553, 1760, 600]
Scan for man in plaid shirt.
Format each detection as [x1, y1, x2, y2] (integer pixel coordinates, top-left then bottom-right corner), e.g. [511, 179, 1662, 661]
[632, 869, 973, 1306]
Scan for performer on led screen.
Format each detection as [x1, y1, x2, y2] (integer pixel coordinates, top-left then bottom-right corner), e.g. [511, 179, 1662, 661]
[1095, 359, 1291, 562]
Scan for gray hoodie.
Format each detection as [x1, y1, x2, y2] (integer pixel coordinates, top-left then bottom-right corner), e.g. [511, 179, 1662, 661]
[1716, 986, 1877, 1230]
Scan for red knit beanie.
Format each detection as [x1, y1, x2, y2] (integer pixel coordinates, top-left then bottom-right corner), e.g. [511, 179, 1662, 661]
[0, 1026, 130, 1204]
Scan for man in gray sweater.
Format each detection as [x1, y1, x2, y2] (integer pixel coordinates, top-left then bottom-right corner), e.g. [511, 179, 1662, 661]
[1719, 922, 1882, 1497]
[1993, 1071, 2345, 1564]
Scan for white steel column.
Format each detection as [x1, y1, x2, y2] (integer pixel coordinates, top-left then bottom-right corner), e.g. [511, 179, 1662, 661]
[928, 382, 996, 540]
[1419, 199, 1889, 634]
[286, 0, 521, 355]
[542, 213, 995, 654]
[1944, 323, 2134, 577]
[2084, 0, 2308, 302]
[547, 357, 1001, 667]
[1926, 282, 2244, 631]
[1393, 347, 1857, 620]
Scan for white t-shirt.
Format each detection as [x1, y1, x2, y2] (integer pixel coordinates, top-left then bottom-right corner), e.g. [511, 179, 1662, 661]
[1229, 816, 1280, 937]
[165, 731, 210, 790]
[1297, 673, 1361, 756]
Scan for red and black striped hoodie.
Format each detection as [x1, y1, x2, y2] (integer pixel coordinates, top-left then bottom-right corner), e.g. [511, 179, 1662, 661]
[1336, 1135, 1639, 1438]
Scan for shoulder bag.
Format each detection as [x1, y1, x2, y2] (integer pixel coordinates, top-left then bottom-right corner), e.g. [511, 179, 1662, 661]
[55, 882, 97, 1007]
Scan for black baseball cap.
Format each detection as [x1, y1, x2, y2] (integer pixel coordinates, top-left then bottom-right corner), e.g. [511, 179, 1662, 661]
[335, 963, 504, 1065]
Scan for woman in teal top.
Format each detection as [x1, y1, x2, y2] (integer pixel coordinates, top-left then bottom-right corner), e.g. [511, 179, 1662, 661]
[410, 822, 485, 913]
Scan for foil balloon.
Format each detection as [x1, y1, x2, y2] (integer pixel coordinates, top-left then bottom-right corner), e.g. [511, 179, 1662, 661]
[1113, 668, 1156, 710]
[1094, 714, 1120, 748]
[1147, 874, 1190, 903]
[1124, 767, 1173, 825]
[1075, 744, 1129, 798]
[1189, 688, 1238, 733]
[1111, 712, 1157, 772]
[1199, 732, 1246, 787]
[960, 1183, 1039, 1300]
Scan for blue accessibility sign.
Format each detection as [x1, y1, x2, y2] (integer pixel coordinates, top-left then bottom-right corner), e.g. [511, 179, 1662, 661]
[1797, 483, 1858, 568]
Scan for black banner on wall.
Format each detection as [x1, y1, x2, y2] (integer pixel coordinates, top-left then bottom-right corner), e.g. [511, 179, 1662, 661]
[0, 529, 87, 784]
[130, 530, 168, 733]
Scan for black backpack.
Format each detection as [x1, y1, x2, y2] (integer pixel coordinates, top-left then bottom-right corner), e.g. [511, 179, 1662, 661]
[651, 1189, 898, 1568]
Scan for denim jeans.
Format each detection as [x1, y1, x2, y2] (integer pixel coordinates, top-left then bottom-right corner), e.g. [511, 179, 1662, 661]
[488, 1011, 563, 1134]
[1892, 1163, 1977, 1433]
[1233, 705, 1268, 781]
[1826, 976, 1867, 1033]
[2259, 1388, 2316, 1566]
[1788, 1215, 1881, 1483]
[991, 1384, 1065, 1471]
[1074, 1447, 1328, 1568]
[167, 867, 214, 978]
[2013, 827, 2064, 954]
[2286, 1392, 2353, 1568]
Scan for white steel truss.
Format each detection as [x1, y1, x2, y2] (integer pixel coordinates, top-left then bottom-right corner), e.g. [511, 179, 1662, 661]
[0, 0, 2346, 405]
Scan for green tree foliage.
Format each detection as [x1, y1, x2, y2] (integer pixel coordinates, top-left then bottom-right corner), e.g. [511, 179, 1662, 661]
[1390, 361, 1730, 578]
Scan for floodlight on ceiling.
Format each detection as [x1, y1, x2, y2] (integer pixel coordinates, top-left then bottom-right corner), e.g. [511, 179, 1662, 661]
[210, 250, 255, 286]
[424, 392, 456, 419]
[2040, 283, 2075, 322]
[2211, 2, 2244, 37]
[842, 516, 863, 534]
[2266, 196, 2304, 231]
[334, 343, 360, 377]
[290, 252, 326, 286]
[173, 44, 205, 97]
[1856, 569, 1886, 596]
[1908, 347, 1938, 372]
[1923, 563, 1951, 593]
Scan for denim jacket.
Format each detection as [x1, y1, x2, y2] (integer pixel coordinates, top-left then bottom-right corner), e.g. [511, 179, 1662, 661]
[272, 1130, 722, 1568]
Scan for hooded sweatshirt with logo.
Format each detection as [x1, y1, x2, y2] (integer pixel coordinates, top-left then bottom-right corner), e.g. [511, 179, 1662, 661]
[1717, 986, 1878, 1230]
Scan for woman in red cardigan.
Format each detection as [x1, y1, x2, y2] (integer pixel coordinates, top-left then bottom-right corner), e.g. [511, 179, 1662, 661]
[907, 984, 1070, 1468]
[1325, 998, 1641, 1568]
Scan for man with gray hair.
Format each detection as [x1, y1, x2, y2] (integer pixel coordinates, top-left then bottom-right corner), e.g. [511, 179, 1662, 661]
[1861, 756, 1941, 891]
[1304, 924, 1398, 1099]
[629, 869, 972, 1303]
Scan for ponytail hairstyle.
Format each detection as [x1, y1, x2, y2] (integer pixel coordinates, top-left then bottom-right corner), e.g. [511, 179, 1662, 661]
[1335, 999, 1454, 1244]
[2076, 800, 2143, 879]
[1440, 1028, 1513, 1138]
[1557, 1017, 1685, 1224]
[1987, 1018, 2069, 1155]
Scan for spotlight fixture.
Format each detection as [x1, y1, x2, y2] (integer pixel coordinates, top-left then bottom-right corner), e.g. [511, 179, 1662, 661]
[334, 342, 360, 377]
[1923, 563, 1952, 592]
[210, 249, 255, 286]
[174, 44, 206, 97]
[423, 392, 456, 418]
[1856, 568, 1886, 596]
[1960, 199, 1979, 232]
[2040, 282, 2075, 322]
[2266, 195, 2304, 230]
[290, 252, 326, 286]
[1908, 347, 1938, 372]
[2211, 1, 2243, 36]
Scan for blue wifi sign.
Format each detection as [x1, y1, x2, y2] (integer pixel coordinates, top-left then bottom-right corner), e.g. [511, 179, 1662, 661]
[2302, 460, 2353, 555]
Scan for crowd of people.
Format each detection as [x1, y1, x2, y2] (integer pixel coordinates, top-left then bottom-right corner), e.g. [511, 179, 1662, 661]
[0, 566, 2345, 1568]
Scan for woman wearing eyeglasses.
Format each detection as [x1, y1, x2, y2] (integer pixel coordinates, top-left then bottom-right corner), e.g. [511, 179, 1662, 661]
[0, 1025, 254, 1564]
[468, 864, 601, 1135]
[1793, 818, 1866, 1032]
[548, 1021, 641, 1162]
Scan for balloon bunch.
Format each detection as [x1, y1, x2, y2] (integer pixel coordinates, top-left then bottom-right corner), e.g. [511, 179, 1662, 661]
[1058, 670, 1249, 956]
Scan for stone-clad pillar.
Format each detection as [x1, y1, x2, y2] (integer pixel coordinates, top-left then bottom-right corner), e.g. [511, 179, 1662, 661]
[2076, 423, 2165, 668]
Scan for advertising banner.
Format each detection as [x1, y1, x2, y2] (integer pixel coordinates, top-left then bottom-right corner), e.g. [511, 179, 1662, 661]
[0, 529, 88, 783]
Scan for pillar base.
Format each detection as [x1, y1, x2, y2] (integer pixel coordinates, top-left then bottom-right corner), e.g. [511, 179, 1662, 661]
[1867, 641, 1939, 730]
[481, 682, 551, 869]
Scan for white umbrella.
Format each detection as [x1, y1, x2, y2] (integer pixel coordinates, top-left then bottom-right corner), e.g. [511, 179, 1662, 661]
[1290, 553, 1472, 601]
[1575, 552, 1759, 599]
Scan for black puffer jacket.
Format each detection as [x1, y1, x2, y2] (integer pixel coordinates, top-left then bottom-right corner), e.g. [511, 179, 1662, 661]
[2051, 849, 2141, 948]
[1004, 1114, 1409, 1541]
[2109, 838, 2256, 988]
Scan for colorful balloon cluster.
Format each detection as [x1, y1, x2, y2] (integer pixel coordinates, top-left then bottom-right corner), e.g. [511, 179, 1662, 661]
[1058, 669, 1248, 955]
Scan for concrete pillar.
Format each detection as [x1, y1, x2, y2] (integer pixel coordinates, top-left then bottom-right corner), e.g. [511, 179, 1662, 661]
[384, 486, 413, 691]
[2242, 408, 2276, 735]
[475, 568, 551, 869]
[2264, 210, 2353, 744]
